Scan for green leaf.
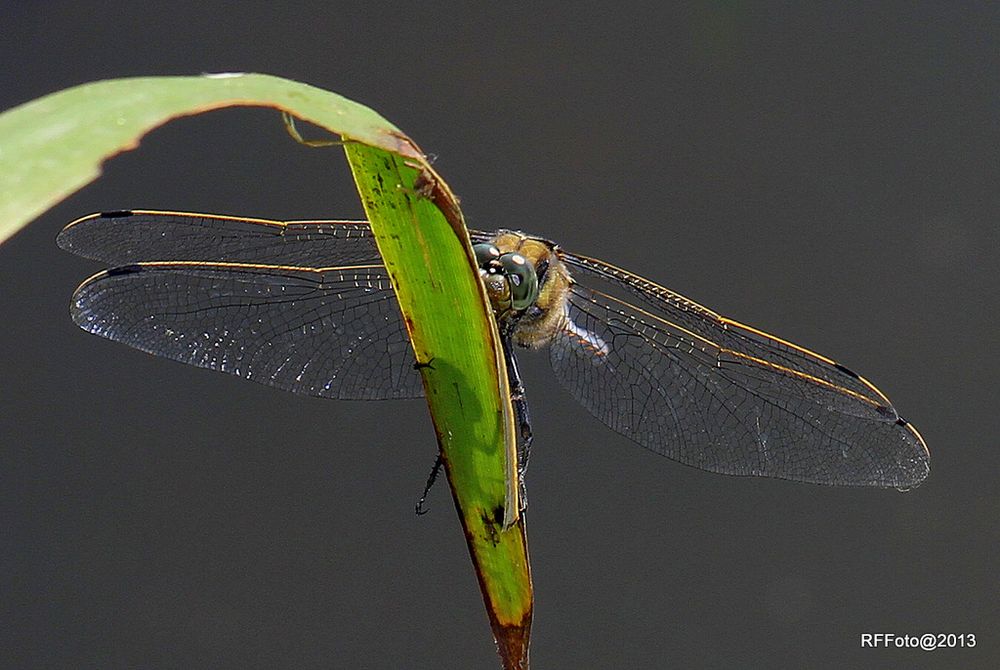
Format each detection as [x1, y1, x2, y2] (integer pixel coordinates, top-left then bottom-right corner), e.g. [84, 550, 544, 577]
[344, 145, 532, 665]
[0, 73, 419, 245]
[0, 74, 531, 667]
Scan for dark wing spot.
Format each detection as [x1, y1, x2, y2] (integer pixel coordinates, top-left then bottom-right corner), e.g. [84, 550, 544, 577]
[105, 264, 144, 276]
[833, 362, 861, 379]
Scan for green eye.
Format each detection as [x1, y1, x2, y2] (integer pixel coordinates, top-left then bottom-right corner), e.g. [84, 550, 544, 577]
[473, 243, 501, 268]
[499, 253, 539, 311]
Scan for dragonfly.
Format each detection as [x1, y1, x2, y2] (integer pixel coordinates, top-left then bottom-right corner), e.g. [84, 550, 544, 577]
[58, 209, 930, 501]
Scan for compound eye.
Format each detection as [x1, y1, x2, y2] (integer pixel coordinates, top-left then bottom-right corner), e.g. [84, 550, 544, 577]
[499, 252, 539, 311]
[473, 243, 501, 269]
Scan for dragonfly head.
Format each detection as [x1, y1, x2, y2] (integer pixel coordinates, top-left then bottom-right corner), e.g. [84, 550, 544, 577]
[474, 242, 540, 321]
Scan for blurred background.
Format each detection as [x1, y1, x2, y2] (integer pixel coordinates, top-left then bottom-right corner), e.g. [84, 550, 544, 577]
[2, 2, 996, 668]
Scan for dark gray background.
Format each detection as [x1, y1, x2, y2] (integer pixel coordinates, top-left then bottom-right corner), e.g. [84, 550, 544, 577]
[2, 2, 996, 668]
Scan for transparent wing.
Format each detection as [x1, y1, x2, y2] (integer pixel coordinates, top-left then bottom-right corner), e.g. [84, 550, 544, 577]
[70, 261, 422, 400]
[551, 252, 929, 488]
[57, 210, 382, 266]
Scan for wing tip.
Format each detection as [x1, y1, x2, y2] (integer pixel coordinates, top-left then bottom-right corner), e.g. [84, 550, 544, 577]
[893, 461, 930, 491]
[58, 211, 135, 256]
[902, 419, 930, 487]
[880, 415, 931, 491]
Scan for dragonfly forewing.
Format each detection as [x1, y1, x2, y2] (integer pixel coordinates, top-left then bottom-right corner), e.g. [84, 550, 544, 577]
[58, 210, 383, 266]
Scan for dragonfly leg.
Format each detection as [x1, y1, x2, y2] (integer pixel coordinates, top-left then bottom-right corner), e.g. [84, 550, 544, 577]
[512, 391, 533, 511]
[503, 334, 533, 511]
[415, 452, 444, 516]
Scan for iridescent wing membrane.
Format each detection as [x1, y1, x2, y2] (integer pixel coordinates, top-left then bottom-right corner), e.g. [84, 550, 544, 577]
[58, 211, 421, 400]
[550, 251, 928, 488]
[60, 212, 928, 487]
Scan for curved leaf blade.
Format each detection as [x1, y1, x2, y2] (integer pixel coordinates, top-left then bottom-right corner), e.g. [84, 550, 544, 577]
[0, 73, 418, 244]
[0, 73, 532, 666]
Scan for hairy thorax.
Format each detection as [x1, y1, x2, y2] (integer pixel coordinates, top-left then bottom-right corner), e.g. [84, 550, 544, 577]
[487, 230, 573, 349]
